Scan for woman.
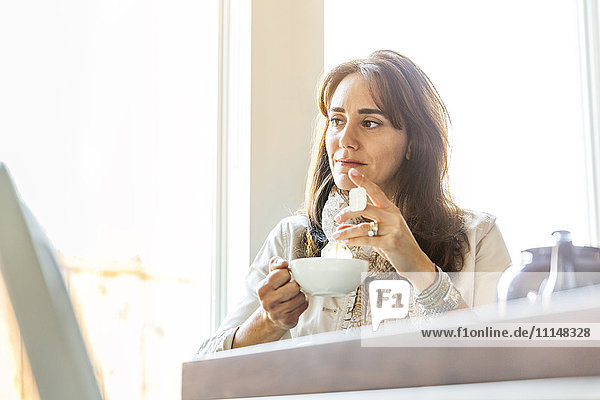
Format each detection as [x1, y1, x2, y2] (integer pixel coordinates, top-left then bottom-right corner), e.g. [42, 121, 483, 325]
[196, 50, 511, 355]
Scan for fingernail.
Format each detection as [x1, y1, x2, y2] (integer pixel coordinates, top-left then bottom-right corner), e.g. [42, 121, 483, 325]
[334, 215, 342, 223]
[350, 168, 361, 177]
[332, 232, 340, 239]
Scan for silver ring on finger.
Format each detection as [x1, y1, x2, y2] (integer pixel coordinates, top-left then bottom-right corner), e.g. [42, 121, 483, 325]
[367, 221, 379, 237]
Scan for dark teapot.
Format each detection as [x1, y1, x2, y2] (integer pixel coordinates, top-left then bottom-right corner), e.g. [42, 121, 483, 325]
[497, 231, 600, 305]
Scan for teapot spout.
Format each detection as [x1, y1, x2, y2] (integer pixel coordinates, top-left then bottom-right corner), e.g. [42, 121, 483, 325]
[540, 230, 577, 306]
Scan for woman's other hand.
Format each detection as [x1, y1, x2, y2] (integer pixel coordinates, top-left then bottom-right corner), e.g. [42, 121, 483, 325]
[257, 256, 309, 330]
[231, 257, 308, 349]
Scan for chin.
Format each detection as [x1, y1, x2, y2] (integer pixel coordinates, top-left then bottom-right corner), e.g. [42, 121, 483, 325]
[333, 175, 355, 191]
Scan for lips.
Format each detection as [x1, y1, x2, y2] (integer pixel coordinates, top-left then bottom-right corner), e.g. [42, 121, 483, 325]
[336, 158, 366, 167]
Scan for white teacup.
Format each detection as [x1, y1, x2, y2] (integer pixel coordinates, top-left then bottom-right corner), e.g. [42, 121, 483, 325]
[289, 257, 369, 297]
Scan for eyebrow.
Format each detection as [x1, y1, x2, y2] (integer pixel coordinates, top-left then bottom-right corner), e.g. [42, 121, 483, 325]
[329, 107, 386, 116]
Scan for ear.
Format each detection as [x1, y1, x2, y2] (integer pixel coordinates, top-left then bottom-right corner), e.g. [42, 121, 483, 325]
[406, 142, 412, 160]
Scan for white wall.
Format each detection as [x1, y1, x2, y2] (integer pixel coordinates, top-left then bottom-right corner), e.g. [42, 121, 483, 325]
[249, 0, 324, 260]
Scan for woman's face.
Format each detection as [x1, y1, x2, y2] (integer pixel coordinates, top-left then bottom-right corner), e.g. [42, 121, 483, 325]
[325, 73, 409, 197]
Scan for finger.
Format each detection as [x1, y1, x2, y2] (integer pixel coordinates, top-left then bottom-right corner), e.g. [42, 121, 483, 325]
[264, 268, 292, 291]
[271, 291, 306, 315]
[285, 294, 309, 316]
[342, 235, 383, 248]
[272, 280, 302, 303]
[337, 223, 354, 230]
[331, 222, 374, 241]
[334, 203, 388, 225]
[348, 168, 394, 209]
[269, 256, 289, 272]
[281, 292, 308, 314]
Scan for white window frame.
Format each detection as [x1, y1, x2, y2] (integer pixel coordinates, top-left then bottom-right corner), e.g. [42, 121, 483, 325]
[214, 0, 252, 332]
[212, 0, 324, 331]
[578, 0, 600, 246]
[213, 0, 230, 333]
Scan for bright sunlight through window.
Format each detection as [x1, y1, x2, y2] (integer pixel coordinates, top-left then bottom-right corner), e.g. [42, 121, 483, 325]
[325, 0, 591, 265]
[0, 1, 218, 398]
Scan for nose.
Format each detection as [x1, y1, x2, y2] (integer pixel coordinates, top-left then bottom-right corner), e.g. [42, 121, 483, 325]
[338, 123, 360, 150]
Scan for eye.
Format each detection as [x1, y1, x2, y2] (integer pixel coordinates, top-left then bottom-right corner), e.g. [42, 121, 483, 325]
[362, 120, 381, 129]
[329, 117, 344, 127]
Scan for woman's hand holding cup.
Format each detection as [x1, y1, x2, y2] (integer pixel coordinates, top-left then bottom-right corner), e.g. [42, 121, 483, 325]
[257, 256, 309, 331]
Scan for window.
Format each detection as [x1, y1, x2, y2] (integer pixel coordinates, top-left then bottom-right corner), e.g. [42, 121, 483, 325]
[0, 0, 218, 398]
[325, 0, 597, 264]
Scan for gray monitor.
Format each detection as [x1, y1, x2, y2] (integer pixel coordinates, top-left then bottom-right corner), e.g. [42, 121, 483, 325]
[0, 163, 103, 400]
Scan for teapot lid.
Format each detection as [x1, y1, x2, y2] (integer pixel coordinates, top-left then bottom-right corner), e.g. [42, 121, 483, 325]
[552, 230, 572, 243]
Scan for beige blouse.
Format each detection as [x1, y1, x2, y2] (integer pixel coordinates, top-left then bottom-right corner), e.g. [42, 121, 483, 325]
[195, 210, 512, 357]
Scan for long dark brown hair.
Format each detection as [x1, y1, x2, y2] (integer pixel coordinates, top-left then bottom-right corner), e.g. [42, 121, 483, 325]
[302, 50, 468, 272]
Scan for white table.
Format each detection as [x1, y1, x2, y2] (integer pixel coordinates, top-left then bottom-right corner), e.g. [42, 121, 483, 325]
[183, 286, 600, 399]
[225, 377, 600, 400]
